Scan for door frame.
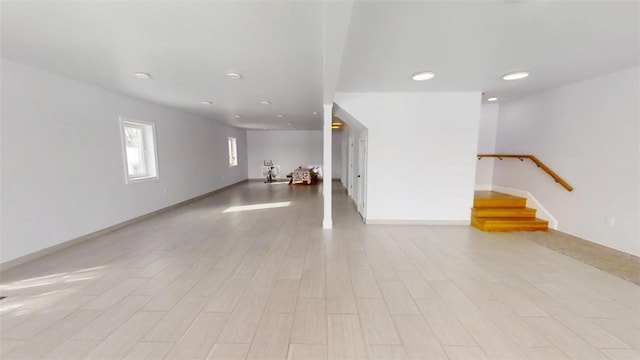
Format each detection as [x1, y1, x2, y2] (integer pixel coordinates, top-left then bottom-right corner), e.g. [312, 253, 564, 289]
[357, 135, 367, 220]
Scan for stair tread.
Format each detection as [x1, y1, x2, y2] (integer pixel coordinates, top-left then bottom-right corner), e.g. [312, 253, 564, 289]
[471, 194, 547, 232]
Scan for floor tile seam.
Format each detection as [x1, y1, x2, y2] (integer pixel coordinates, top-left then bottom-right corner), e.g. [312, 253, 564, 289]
[354, 291, 404, 347]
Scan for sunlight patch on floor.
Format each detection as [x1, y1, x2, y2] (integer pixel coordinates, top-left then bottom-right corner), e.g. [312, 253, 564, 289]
[223, 201, 291, 213]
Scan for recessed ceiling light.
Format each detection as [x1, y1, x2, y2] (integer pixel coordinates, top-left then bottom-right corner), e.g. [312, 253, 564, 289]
[234, 114, 241, 118]
[313, 111, 318, 115]
[502, 71, 529, 80]
[134, 72, 152, 80]
[260, 100, 271, 105]
[276, 114, 285, 118]
[487, 97, 498, 102]
[226, 72, 243, 80]
[411, 71, 435, 81]
[201, 101, 213, 105]
[286, 122, 293, 125]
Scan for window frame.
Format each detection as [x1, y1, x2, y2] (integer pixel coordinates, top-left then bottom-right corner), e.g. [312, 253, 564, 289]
[228, 136, 238, 167]
[120, 117, 160, 184]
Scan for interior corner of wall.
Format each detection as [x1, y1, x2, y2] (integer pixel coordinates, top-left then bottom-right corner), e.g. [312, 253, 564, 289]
[490, 185, 558, 229]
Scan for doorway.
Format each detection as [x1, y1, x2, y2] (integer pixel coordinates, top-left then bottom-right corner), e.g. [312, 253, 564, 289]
[357, 135, 367, 220]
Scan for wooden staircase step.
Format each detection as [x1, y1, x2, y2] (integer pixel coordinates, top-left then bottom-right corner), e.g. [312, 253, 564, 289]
[473, 191, 527, 208]
[471, 216, 548, 232]
[471, 207, 537, 218]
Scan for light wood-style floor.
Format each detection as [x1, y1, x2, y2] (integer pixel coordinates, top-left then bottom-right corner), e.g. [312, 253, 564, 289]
[1, 181, 639, 359]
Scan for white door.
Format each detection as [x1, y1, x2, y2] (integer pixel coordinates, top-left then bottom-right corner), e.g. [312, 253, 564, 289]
[348, 137, 354, 198]
[357, 136, 367, 219]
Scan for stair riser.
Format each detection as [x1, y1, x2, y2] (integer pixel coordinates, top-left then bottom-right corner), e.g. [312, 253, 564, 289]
[473, 198, 527, 208]
[472, 191, 546, 232]
[473, 223, 548, 232]
[471, 217, 548, 232]
[471, 208, 536, 218]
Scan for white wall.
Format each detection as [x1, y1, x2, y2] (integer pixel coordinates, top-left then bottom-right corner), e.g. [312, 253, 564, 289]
[343, 129, 356, 200]
[332, 130, 342, 180]
[1, 59, 248, 264]
[335, 92, 482, 222]
[334, 106, 367, 201]
[339, 125, 366, 208]
[246, 130, 324, 179]
[340, 127, 348, 189]
[475, 103, 499, 188]
[493, 66, 639, 256]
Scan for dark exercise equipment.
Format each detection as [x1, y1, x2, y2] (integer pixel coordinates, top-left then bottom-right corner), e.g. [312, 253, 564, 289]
[263, 160, 278, 183]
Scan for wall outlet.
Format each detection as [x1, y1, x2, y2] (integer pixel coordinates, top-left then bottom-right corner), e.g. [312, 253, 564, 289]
[605, 216, 616, 227]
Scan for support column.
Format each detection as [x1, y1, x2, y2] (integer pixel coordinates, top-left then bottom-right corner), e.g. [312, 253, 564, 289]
[322, 104, 333, 229]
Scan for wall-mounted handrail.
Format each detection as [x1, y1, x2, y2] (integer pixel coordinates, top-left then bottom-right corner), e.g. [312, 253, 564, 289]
[477, 154, 574, 192]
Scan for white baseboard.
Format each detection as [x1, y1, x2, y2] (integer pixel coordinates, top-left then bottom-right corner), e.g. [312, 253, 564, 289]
[484, 185, 558, 229]
[365, 219, 468, 225]
[0, 235, 96, 274]
[0, 179, 249, 272]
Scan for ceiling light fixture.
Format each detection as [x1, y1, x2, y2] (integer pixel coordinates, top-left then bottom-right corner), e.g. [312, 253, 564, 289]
[286, 122, 293, 125]
[234, 114, 241, 118]
[331, 126, 340, 129]
[260, 100, 271, 105]
[201, 101, 213, 105]
[411, 71, 435, 81]
[276, 114, 285, 118]
[487, 97, 498, 102]
[134, 72, 152, 80]
[226, 72, 243, 80]
[502, 71, 529, 80]
[313, 112, 318, 115]
[332, 122, 341, 126]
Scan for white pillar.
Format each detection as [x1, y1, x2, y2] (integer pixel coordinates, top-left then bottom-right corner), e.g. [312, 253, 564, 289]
[322, 104, 333, 229]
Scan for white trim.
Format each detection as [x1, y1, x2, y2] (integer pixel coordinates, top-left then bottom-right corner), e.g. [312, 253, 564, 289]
[356, 134, 368, 221]
[365, 219, 469, 225]
[120, 116, 160, 184]
[228, 136, 238, 167]
[322, 104, 333, 229]
[0, 180, 249, 271]
[485, 185, 558, 229]
[0, 233, 94, 273]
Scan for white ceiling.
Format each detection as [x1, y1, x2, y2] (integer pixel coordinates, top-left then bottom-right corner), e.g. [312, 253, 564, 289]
[338, 1, 640, 101]
[1, 1, 324, 130]
[2, 1, 638, 131]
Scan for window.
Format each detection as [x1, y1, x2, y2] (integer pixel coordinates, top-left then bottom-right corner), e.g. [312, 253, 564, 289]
[228, 137, 238, 167]
[120, 117, 159, 183]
